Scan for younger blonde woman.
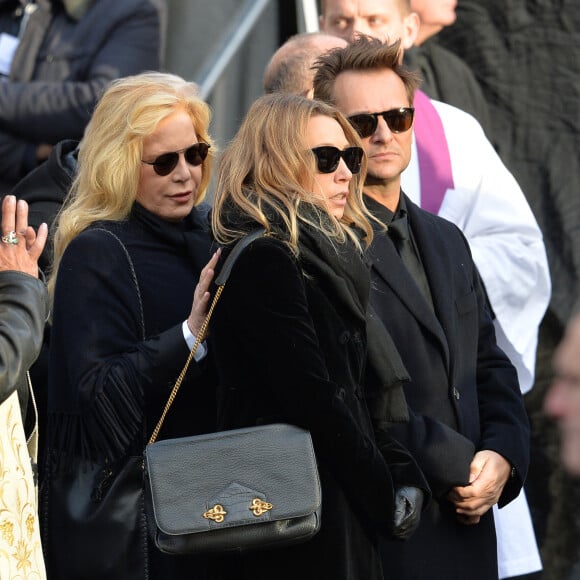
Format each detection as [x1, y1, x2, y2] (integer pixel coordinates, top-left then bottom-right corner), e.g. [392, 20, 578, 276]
[209, 93, 427, 580]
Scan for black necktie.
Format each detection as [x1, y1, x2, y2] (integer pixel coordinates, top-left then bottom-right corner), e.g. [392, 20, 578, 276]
[389, 215, 434, 309]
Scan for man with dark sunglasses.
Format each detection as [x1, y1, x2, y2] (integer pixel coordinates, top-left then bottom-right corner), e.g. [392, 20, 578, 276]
[313, 35, 531, 580]
[318, 5, 547, 577]
[265, 24, 548, 421]
[318, 0, 550, 413]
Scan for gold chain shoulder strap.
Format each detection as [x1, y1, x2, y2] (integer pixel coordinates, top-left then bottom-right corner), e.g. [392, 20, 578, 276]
[148, 228, 266, 445]
[148, 285, 224, 445]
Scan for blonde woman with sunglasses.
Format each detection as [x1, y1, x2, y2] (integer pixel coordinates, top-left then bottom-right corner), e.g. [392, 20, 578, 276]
[44, 72, 220, 580]
[208, 92, 428, 580]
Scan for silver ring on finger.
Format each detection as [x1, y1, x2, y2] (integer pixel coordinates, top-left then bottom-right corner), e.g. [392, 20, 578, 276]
[1, 231, 18, 245]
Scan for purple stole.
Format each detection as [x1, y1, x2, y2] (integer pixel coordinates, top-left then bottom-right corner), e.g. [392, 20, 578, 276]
[413, 90, 454, 215]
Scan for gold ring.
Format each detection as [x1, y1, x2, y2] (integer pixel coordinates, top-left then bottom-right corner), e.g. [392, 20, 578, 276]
[1, 231, 18, 245]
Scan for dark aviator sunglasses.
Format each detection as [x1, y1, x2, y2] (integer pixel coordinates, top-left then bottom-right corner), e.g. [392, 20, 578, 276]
[141, 142, 210, 176]
[348, 107, 415, 138]
[311, 146, 363, 175]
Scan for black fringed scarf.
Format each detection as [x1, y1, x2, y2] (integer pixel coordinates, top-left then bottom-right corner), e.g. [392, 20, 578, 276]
[47, 202, 213, 467]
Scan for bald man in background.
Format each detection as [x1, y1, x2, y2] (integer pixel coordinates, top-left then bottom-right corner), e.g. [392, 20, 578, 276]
[263, 31, 347, 97]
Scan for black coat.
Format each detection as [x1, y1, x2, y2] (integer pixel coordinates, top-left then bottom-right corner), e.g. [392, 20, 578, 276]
[44, 204, 217, 580]
[9, 138, 78, 274]
[369, 194, 530, 580]
[208, 228, 426, 580]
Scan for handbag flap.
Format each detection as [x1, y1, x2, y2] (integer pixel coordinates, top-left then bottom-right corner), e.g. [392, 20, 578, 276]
[144, 423, 321, 536]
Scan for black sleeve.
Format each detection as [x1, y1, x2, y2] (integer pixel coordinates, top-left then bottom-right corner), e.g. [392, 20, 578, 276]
[48, 228, 201, 462]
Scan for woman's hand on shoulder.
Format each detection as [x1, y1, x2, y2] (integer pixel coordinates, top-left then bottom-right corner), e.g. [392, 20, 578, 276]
[187, 248, 221, 337]
[0, 195, 48, 278]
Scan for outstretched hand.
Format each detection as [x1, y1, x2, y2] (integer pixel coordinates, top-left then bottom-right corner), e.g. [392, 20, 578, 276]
[0, 195, 48, 278]
[187, 248, 222, 338]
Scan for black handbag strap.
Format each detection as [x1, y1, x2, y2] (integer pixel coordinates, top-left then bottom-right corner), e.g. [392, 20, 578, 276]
[148, 228, 265, 444]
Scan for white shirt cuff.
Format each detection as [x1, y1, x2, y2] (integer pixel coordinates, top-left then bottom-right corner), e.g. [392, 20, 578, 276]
[181, 320, 207, 362]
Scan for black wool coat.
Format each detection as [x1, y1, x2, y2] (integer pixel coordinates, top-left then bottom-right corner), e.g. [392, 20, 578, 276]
[208, 229, 425, 580]
[44, 204, 217, 580]
[368, 193, 530, 580]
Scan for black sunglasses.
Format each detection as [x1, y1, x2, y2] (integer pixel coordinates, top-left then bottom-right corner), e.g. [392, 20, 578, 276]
[348, 107, 415, 138]
[311, 146, 363, 174]
[141, 142, 210, 176]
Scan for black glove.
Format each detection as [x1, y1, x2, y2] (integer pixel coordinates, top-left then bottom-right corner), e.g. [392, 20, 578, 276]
[392, 486, 424, 540]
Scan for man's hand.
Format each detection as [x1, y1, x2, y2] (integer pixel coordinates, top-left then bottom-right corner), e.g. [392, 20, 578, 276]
[446, 450, 511, 525]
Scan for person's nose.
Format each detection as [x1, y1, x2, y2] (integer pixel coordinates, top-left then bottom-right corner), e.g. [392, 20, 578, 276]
[335, 158, 353, 181]
[371, 114, 394, 143]
[173, 152, 193, 181]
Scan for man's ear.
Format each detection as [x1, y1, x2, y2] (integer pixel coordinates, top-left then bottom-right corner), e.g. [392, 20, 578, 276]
[401, 12, 420, 49]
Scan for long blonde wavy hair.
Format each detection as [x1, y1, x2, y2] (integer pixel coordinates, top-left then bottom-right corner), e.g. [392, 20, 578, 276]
[48, 72, 214, 299]
[212, 93, 373, 253]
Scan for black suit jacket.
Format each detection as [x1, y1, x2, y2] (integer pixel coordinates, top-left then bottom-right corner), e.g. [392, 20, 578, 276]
[368, 192, 530, 579]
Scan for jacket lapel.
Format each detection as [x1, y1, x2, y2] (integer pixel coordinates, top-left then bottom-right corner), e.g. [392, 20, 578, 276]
[405, 196, 459, 373]
[369, 192, 453, 370]
[368, 220, 450, 370]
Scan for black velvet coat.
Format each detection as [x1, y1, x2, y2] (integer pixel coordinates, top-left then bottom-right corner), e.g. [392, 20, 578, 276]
[207, 223, 426, 580]
[44, 203, 217, 580]
[368, 194, 530, 580]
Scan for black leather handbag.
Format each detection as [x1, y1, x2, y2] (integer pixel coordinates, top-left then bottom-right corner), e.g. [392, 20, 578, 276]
[144, 230, 322, 554]
[145, 423, 321, 554]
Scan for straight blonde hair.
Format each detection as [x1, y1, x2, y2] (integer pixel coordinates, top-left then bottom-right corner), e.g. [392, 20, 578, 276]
[212, 92, 373, 254]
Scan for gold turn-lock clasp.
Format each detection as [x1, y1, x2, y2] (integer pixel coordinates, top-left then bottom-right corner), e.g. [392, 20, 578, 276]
[249, 498, 273, 516]
[203, 504, 227, 523]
